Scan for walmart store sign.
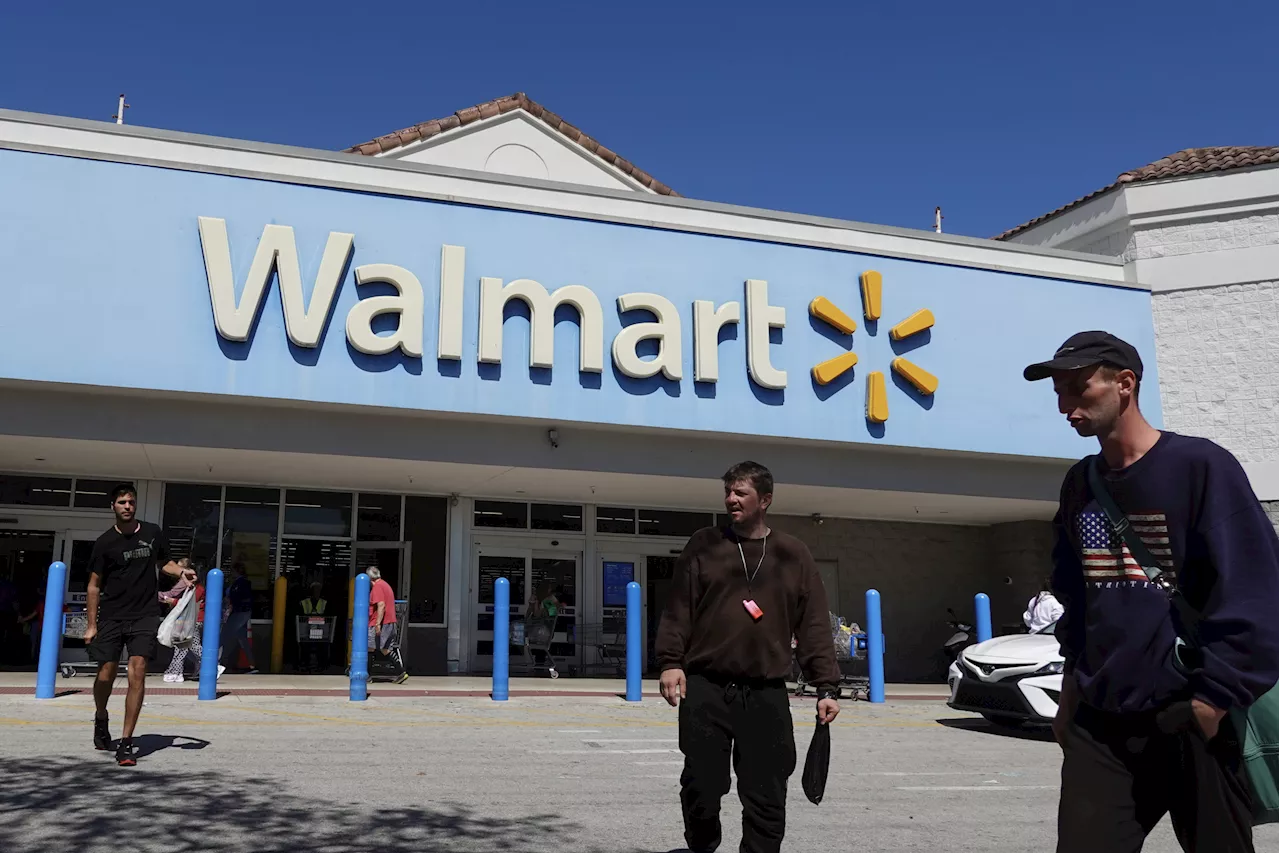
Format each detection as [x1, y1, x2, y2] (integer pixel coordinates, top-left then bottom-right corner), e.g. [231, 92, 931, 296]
[201, 218, 937, 423]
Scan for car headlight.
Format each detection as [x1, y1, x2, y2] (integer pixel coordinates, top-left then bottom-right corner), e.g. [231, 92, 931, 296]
[1033, 661, 1064, 676]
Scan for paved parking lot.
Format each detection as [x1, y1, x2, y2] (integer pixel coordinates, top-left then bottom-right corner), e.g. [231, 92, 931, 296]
[1, 687, 1274, 852]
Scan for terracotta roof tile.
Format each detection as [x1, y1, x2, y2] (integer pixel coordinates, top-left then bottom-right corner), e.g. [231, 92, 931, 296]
[995, 146, 1277, 240]
[344, 92, 677, 196]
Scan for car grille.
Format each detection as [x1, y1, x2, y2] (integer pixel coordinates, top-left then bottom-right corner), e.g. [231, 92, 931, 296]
[951, 678, 1031, 716]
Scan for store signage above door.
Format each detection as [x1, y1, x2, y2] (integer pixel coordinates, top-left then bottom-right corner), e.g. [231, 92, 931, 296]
[199, 218, 936, 423]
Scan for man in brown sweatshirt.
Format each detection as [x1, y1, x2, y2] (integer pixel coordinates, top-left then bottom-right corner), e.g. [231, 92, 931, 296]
[655, 461, 841, 853]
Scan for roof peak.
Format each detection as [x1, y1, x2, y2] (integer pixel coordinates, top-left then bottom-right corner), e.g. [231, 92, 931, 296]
[997, 145, 1277, 240]
[344, 92, 677, 196]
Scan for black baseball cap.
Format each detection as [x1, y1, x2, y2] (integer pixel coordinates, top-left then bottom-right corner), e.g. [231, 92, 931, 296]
[1023, 331, 1143, 382]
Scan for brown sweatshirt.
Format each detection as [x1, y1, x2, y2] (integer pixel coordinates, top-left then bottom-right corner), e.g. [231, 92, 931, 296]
[654, 526, 841, 691]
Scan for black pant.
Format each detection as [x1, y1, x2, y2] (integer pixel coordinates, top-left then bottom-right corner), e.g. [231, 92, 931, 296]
[679, 673, 796, 853]
[1058, 701, 1254, 852]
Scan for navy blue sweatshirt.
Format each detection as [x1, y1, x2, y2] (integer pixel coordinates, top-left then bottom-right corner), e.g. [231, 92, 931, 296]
[1051, 431, 1279, 714]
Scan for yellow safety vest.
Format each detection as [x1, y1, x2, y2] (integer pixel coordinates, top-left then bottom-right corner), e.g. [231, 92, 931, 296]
[301, 598, 327, 615]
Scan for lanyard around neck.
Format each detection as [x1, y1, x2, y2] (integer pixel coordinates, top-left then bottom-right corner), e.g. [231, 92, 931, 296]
[737, 534, 767, 588]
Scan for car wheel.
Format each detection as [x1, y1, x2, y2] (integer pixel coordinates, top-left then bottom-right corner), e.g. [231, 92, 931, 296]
[981, 713, 1024, 729]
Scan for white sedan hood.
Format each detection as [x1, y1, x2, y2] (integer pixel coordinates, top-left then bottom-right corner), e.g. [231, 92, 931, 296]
[963, 632, 1063, 665]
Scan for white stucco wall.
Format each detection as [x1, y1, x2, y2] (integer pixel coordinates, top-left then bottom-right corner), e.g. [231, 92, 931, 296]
[1003, 168, 1279, 502]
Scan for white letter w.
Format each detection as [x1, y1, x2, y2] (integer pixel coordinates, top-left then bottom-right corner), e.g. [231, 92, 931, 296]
[198, 216, 354, 348]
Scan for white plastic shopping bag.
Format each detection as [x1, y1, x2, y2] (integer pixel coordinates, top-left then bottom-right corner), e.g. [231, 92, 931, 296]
[158, 587, 197, 649]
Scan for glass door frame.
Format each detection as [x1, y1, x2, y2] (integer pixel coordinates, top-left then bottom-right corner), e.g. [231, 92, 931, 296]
[57, 528, 105, 606]
[468, 539, 584, 674]
[596, 551, 646, 675]
[470, 544, 531, 673]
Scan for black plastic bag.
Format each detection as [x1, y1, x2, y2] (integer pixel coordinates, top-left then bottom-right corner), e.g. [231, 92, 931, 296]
[801, 717, 831, 805]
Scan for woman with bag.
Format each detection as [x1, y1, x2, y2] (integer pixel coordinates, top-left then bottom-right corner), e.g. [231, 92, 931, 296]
[161, 559, 225, 683]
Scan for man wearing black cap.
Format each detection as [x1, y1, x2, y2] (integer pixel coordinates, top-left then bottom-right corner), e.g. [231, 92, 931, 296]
[1026, 331, 1278, 852]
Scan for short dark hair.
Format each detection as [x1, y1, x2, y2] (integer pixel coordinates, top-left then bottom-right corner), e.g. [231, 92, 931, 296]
[110, 483, 137, 502]
[722, 461, 774, 497]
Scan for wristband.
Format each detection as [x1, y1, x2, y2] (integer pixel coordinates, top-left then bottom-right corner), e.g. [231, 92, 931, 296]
[817, 688, 839, 702]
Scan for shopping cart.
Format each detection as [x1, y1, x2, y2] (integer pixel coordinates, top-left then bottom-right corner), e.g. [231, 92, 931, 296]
[569, 622, 627, 677]
[294, 615, 336, 673]
[793, 612, 870, 701]
[513, 615, 562, 678]
[58, 608, 126, 677]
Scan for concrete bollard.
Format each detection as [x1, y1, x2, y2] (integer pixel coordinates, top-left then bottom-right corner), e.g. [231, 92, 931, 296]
[199, 569, 224, 700]
[974, 592, 992, 643]
[625, 581, 642, 702]
[866, 588, 885, 704]
[350, 573, 370, 701]
[35, 561, 68, 699]
[493, 577, 510, 701]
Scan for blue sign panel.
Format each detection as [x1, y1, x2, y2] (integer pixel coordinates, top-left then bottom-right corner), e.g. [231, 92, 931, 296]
[603, 561, 635, 607]
[0, 148, 1160, 458]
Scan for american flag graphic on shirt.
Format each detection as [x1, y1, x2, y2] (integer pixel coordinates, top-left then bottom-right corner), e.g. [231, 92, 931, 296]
[1077, 509, 1174, 585]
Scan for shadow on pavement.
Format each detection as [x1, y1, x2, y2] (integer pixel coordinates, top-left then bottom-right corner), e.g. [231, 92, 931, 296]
[0, 756, 594, 853]
[132, 734, 211, 758]
[936, 717, 1056, 742]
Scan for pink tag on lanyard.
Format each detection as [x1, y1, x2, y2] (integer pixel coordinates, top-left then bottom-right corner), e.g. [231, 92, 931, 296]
[743, 599, 764, 621]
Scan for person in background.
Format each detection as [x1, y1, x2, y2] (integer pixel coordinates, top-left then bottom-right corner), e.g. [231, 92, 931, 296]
[17, 587, 44, 665]
[162, 559, 224, 683]
[1025, 331, 1278, 852]
[299, 581, 329, 673]
[525, 581, 561, 670]
[221, 563, 257, 674]
[367, 567, 407, 684]
[1023, 578, 1064, 633]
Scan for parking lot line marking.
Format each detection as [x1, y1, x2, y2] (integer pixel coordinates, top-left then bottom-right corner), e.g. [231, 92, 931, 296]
[559, 729, 601, 733]
[584, 738, 679, 743]
[896, 785, 1057, 791]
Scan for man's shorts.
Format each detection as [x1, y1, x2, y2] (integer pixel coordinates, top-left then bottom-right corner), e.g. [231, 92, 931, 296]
[368, 623, 397, 651]
[88, 615, 162, 663]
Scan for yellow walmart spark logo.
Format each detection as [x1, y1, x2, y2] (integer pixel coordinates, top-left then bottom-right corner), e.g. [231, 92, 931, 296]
[809, 271, 937, 423]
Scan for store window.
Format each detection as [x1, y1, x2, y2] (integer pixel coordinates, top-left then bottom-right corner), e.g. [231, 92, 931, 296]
[0, 474, 72, 507]
[222, 487, 280, 619]
[530, 503, 583, 532]
[404, 496, 448, 624]
[71, 478, 129, 509]
[638, 509, 713, 538]
[357, 493, 402, 541]
[161, 484, 221, 565]
[473, 500, 527, 529]
[596, 507, 637, 534]
[284, 489, 351, 538]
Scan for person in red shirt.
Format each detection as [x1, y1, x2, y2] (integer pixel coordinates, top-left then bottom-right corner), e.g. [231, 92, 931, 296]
[366, 567, 407, 684]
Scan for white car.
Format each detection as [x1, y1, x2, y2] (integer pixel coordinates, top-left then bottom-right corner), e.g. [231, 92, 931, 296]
[947, 621, 1063, 726]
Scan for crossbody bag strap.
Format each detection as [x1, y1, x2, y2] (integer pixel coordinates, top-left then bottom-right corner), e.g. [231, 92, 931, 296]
[1086, 456, 1203, 644]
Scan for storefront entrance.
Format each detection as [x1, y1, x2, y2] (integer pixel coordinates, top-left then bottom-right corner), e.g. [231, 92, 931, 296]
[471, 541, 580, 673]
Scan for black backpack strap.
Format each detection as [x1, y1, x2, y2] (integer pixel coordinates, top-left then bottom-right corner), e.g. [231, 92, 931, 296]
[1085, 455, 1202, 645]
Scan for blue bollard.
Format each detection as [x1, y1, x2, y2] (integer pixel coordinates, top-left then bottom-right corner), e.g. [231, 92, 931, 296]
[974, 593, 992, 644]
[35, 561, 68, 699]
[199, 569, 225, 700]
[866, 588, 885, 704]
[350, 573, 371, 701]
[625, 581, 642, 702]
[493, 577, 510, 701]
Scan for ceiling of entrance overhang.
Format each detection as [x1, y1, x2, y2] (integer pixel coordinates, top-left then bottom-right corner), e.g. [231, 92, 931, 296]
[0, 436, 1054, 525]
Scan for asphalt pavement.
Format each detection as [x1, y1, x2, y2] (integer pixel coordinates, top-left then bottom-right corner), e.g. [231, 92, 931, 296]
[0, 686, 1274, 852]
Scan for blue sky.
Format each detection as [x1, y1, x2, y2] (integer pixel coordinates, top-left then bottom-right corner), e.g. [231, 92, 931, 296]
[2, 1, 1275, 238]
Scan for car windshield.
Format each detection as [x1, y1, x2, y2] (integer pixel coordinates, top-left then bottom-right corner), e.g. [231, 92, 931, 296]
[1035, 619, 1059, 635]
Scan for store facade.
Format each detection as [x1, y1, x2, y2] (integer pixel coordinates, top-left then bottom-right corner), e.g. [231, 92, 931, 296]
[0, 108, 1161, 680]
